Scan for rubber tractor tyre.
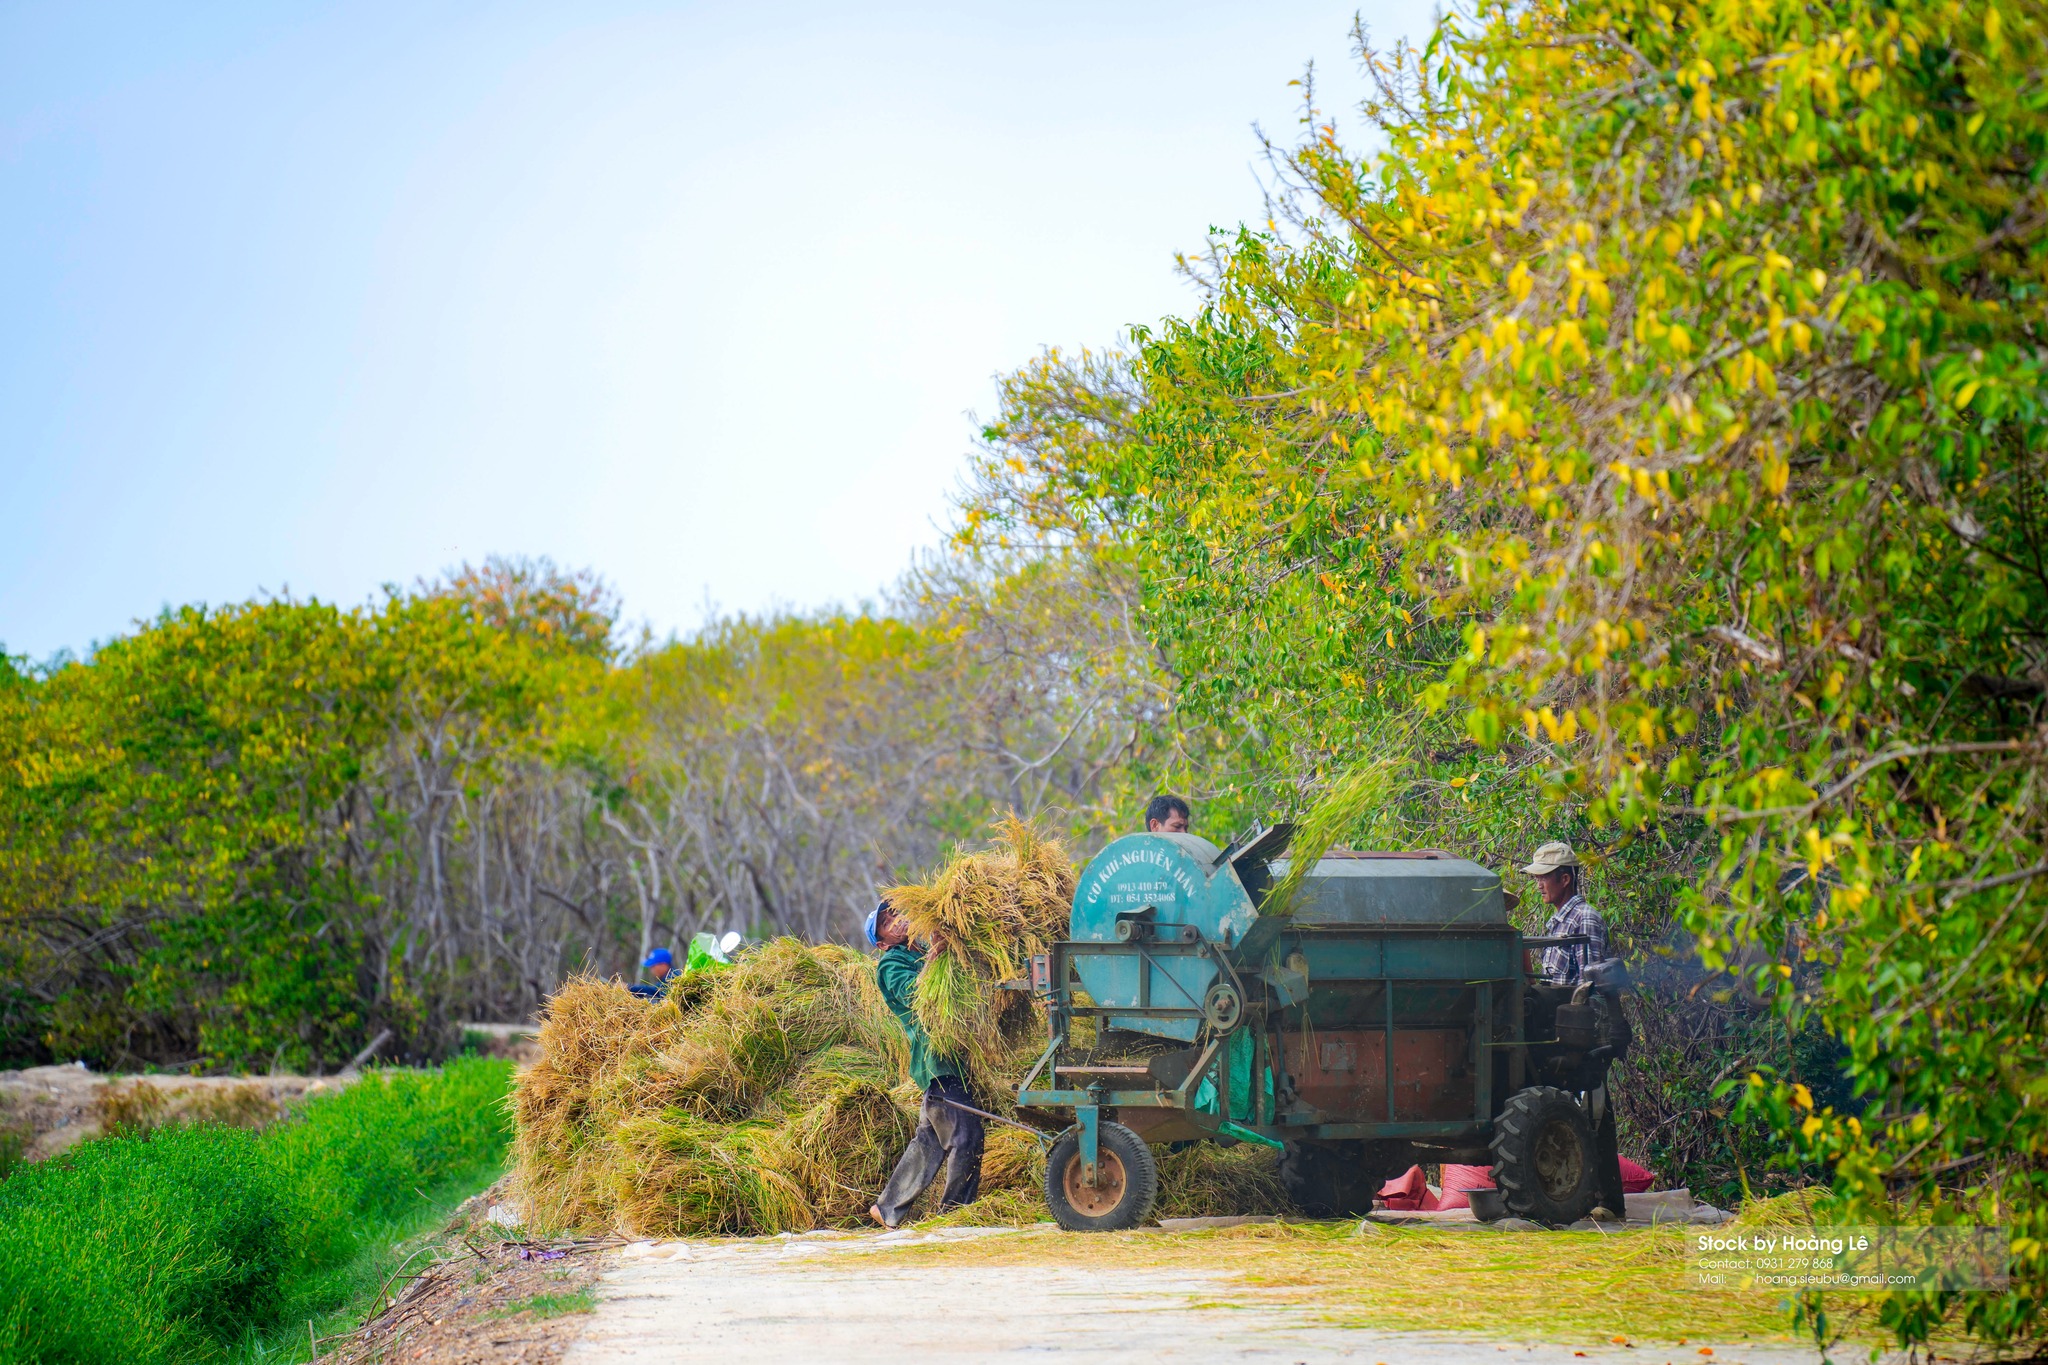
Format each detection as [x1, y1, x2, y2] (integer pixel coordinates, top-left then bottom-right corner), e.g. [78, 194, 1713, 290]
[1279, 1140, 1385, 1218]
[1489, 1086, 1598, 1226]
[1045, 1121, 1159, 1231]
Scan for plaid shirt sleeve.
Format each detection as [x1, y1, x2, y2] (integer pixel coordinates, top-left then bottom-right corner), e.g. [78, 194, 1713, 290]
[1566, 900, 1608, 965]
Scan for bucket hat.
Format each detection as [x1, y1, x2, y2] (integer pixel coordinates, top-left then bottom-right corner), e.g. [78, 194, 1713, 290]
[1521, 841, 1580, 875]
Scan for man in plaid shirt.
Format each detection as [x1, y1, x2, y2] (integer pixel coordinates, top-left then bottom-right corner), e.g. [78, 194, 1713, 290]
[1523, 842, 1608, 984]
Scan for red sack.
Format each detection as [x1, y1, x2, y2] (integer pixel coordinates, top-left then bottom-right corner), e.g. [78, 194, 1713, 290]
[1378, 1164, 1432, 1210]
[1417, 1157, 1653, 1207]
[1434, 1163, 1495, 1211]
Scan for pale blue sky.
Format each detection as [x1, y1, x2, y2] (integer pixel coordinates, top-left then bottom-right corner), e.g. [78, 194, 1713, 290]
[1, 1, 1433, 660]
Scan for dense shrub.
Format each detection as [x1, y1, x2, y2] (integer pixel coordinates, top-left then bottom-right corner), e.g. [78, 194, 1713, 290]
[0, 1058, 510, 1365]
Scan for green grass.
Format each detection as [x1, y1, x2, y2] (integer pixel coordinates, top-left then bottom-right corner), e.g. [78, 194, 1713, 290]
[231, 1158, 507, 1365]
[0, 1057, 512, 1365]
[487, 1287, 598, 1320]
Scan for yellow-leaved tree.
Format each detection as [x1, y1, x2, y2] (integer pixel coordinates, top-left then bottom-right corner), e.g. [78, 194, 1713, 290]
[969, 0, 2048, 1349]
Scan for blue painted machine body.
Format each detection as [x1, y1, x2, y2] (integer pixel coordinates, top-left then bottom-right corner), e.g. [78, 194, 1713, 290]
[1018, 829, 1542, 1155]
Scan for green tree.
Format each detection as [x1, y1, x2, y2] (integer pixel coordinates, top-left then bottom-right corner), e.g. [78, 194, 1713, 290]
[0, 601, 379, 1067]
[971, 0, 2048, 1347]
[0, 565, 613, 1071]
[0, 553, 1177, 1072]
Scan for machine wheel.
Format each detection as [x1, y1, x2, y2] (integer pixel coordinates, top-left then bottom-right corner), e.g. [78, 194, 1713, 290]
[1045, 1122, 1158, 1231]
[1490, 1086, 1598, 1225]
[1278, 1140, 1384, 1218]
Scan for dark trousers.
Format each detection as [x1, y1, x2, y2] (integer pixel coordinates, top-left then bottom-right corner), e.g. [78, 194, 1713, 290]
[1593, 1079, 1627, 1216]
[873, 1075, 984, 1227]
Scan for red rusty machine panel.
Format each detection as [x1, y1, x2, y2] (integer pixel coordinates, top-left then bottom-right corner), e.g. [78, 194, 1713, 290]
[1283, 1028, 1473, 1121]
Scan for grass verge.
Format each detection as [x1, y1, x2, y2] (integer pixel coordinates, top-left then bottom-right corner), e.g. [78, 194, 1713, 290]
[306, 1215, 610, 1363]
[231, 1163, 507, 1364]
[0, 1057, 512, 1365]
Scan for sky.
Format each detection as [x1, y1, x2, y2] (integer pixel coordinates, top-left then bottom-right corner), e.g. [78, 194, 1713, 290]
[1, 0, 1436, 661]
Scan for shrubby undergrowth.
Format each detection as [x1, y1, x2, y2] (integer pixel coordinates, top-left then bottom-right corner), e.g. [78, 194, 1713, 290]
[0, 1057, 510, 1365]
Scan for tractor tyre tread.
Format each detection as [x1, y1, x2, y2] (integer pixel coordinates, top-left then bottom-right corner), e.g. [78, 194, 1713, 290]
[1489, 1086, 1597, 1227]
[1279, 1140, 1388, 1219]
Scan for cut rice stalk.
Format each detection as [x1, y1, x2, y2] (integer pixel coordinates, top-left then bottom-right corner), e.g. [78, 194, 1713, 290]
[1154, 1142, 1288, 1220]
[979, 1126, 1047, 1194]
[610, 1110, 813, 1236]
[779, 1079, 919, 1222]
[888, 814, 1074, 1083]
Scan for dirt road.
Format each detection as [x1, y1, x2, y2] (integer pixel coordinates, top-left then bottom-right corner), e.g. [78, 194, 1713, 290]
[558, 1229, 1832, 1365]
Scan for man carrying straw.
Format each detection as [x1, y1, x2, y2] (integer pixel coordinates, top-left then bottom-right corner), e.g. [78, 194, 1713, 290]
[865, 898, 985, 1228]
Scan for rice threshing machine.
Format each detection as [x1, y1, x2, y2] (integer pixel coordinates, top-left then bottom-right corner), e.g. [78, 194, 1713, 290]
[1016, 827, 1633, 1230]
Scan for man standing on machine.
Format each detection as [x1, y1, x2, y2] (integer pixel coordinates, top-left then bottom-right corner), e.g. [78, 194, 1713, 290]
[1523, 841, 1607, 984]
[1144, 794, 1191, 834]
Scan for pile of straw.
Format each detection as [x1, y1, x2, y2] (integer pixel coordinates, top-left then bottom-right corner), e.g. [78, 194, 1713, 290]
[512, 939, 915, 1237]
[512, 820, 1286, 1237]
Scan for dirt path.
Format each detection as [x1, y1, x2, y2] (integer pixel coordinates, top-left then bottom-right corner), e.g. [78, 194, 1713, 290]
[559, 1229, 1834, 1365]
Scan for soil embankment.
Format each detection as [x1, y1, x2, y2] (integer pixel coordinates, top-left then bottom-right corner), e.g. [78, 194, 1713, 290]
[0, 1026, 539, 1166]
[0, 1063, 347, 1163]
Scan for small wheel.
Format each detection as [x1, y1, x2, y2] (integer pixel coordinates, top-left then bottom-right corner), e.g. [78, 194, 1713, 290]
[1202, 981, 1243, 1032]
[1490, 1086, 1597, 1225]
[1044, 1122, 1158, 1231]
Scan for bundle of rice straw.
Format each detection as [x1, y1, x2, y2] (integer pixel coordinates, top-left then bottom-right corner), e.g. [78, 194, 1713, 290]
[886, 814, 1074, 1085]
[512, 940, 909, 1236]
[512, 818, 1290, 1237]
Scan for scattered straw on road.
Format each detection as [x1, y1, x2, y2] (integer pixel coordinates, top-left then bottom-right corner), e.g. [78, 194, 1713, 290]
[883, 1220, 1831, 1349]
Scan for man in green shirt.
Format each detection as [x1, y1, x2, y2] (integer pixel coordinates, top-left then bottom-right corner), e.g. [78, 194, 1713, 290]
[865, 899, 984, 1229]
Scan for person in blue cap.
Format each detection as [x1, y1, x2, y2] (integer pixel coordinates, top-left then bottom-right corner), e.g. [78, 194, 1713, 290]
[628, 947, 677, 1000]
[863, 897, 983, 1228]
